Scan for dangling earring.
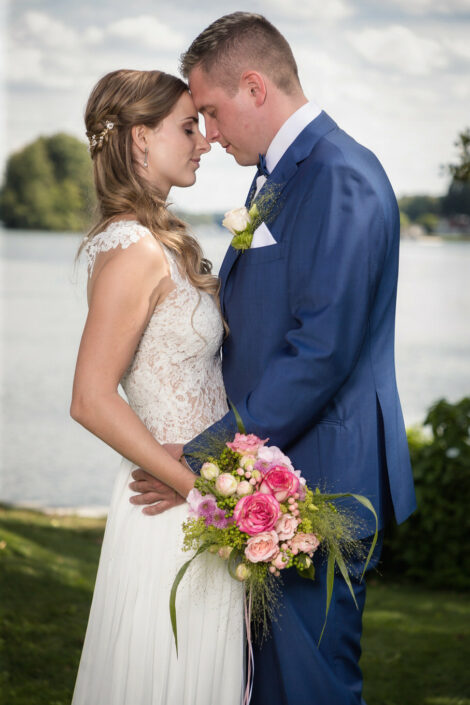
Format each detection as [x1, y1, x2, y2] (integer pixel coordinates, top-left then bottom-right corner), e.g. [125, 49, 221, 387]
[143, 147, 149, 168]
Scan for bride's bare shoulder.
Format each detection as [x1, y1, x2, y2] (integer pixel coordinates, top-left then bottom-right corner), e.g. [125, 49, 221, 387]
[86, 221, 170, 301]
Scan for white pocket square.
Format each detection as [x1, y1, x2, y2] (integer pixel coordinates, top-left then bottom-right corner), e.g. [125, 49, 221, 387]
[251, 222, 277, 248]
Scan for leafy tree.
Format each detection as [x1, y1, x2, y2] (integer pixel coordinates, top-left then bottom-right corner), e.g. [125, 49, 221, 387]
[0, 133, 95, 231]
[441, 179, 470, 217]
[398, 195, 441, 221]
[416, 212, 439, 233]
[447, 128, 470, 183]
[439, 129, 470, 218]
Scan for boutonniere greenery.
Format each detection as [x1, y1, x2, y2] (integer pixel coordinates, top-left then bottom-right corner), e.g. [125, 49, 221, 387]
[222, 204, 261, 252]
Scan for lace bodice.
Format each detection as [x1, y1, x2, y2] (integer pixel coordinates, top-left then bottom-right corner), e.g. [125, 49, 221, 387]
[84, 221, 228, 445]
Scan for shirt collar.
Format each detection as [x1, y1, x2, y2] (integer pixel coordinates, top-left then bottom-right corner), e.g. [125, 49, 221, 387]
[265, 99, 322, 174]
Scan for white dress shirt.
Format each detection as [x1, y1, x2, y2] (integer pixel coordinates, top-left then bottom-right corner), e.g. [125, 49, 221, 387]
[255, 99, 322, 196]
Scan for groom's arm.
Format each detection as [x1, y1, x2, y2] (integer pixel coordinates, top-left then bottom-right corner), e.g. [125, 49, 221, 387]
[184, 163, 393, 470]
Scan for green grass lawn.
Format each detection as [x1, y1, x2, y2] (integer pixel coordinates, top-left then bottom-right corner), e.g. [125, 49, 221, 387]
[1, 504, 469, 705]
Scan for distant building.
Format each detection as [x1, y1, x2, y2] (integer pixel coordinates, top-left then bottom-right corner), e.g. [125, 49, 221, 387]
[435, 215, 470, 236]
[400, 223, 428, 240]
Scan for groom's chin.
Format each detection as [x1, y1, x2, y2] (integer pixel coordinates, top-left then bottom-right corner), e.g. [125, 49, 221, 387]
[231, 153, 258, 168]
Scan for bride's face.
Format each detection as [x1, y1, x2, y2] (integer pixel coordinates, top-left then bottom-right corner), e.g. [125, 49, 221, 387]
[134, 91, 210, 196]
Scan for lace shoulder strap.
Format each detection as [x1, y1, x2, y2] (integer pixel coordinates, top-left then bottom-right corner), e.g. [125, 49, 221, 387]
[84, 220, 152, 275]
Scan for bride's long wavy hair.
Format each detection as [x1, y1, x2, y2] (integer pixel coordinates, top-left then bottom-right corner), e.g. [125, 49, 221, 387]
[79, 69, 220, 304]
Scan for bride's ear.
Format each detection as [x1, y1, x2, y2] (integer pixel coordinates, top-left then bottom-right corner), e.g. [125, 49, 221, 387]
[131, 124, 148, 154]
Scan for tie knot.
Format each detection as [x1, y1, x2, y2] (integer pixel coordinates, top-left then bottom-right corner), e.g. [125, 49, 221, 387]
[257, 154, 270, 177]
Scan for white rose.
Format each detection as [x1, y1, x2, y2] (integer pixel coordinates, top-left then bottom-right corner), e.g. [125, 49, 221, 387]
[236, 480, 254, 497]
[215, 472, 238, 496]
[201, 462, 220, 480]
[239, 455, 256, 470]
[222, 207, 251, 235]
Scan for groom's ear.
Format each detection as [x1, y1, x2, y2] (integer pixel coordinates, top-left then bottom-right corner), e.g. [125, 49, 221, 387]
[240, 71, 267, 107]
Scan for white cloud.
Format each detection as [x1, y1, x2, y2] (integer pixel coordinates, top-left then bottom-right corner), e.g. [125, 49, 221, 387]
[386, 0, 470, 14]
[444, 37, 470, 62]
[22, 11, 78, 50]
[82, 27, 105, 45]
[347, 25, 448, 76]
[107, 16, 185, 50]
[264, 0, 354, 21]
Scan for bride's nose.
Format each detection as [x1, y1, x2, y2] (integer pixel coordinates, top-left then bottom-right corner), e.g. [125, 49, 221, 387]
[197, 132, 211, 154]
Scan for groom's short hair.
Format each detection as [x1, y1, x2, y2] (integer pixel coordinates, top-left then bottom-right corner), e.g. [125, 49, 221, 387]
[180, 12, 300, 96]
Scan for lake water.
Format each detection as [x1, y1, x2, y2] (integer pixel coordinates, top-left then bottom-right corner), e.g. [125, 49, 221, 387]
[1, 228, 469, 510]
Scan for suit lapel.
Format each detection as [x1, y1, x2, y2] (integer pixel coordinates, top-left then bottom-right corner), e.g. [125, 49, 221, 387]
[219, 111, 338, 311]
[253, 111, 337, 211]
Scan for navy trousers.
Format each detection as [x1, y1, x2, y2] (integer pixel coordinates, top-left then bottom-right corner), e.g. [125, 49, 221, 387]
[251, 532, 383, 705]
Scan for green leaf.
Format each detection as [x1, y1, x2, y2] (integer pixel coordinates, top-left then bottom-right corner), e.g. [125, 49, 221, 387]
[335, 552, 358, 609]
[318, 551, 335, 646]
[169, 542, 212, 656]
[349, 494, 378, 580]
[313, 491, 379, 581]
[228, 400, 246, 434]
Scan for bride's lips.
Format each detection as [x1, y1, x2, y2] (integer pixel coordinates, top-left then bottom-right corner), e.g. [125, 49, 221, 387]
[191, 158, 200, 167]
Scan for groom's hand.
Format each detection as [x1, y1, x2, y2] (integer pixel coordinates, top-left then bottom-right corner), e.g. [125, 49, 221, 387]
[128, 443, 187, 515]
[129, 469, 185, 515]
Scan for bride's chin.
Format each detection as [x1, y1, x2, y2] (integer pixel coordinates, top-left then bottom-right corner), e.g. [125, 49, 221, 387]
[177, 174, 197, 188]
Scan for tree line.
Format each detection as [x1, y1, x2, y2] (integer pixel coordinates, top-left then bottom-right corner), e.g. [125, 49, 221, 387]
[1, 130, 469, 232]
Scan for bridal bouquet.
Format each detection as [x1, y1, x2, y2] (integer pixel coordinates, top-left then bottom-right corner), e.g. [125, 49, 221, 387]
[170, 430, 378, 654]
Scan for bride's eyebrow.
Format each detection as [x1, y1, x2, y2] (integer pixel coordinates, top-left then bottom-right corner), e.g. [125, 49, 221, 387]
[180, 116, 199, 123]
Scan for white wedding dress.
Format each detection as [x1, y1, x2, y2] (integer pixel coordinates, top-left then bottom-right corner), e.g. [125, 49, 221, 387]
[72, 221, 244, 705]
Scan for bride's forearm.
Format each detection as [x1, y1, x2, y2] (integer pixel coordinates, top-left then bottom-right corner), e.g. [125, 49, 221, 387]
[70, 391, 195, 498]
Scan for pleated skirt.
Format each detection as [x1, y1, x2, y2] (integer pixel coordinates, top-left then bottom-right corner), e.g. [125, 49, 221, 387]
[72, 458, 244, 705]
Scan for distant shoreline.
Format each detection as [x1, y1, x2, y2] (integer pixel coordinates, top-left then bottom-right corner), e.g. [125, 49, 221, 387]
[1, 501, 109, 517]
[2, 225, 470, 242]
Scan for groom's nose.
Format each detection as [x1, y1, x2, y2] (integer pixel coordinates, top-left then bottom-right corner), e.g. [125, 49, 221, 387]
[203, 116, 221, 143]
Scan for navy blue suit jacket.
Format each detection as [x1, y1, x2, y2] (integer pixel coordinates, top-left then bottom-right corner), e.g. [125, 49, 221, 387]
[185, 111, 416, 536]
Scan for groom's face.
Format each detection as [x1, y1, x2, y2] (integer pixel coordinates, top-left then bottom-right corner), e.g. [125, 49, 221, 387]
[189, 66, 260, 167]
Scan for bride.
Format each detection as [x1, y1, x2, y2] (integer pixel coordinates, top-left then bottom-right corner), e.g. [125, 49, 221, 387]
[70, 69, 244, 705]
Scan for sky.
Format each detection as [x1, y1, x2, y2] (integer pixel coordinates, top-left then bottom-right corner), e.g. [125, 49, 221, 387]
[2, 0, 470, 213]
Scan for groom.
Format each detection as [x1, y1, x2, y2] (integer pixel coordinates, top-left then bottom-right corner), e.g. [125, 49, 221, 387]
[131, 12, 416, 704]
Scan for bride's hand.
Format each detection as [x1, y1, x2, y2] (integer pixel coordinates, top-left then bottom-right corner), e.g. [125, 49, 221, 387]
[129, 469, 186, 515]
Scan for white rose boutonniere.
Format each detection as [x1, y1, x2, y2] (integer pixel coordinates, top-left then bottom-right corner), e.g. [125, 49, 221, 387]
[222, 203, 260, 252]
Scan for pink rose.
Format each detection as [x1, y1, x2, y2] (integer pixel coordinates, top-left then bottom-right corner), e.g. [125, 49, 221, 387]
[245, 531, 279, 563]
[215, 473, 238, 496]
[256, 445, 294, 471]
[234, 492, 281, 535]
[275, 513, 298, 540]
[226, 433, 268, 455]
[259, 465, 300, 502]
[290, 532, 320, 554]
[271, 551, 289, 570]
